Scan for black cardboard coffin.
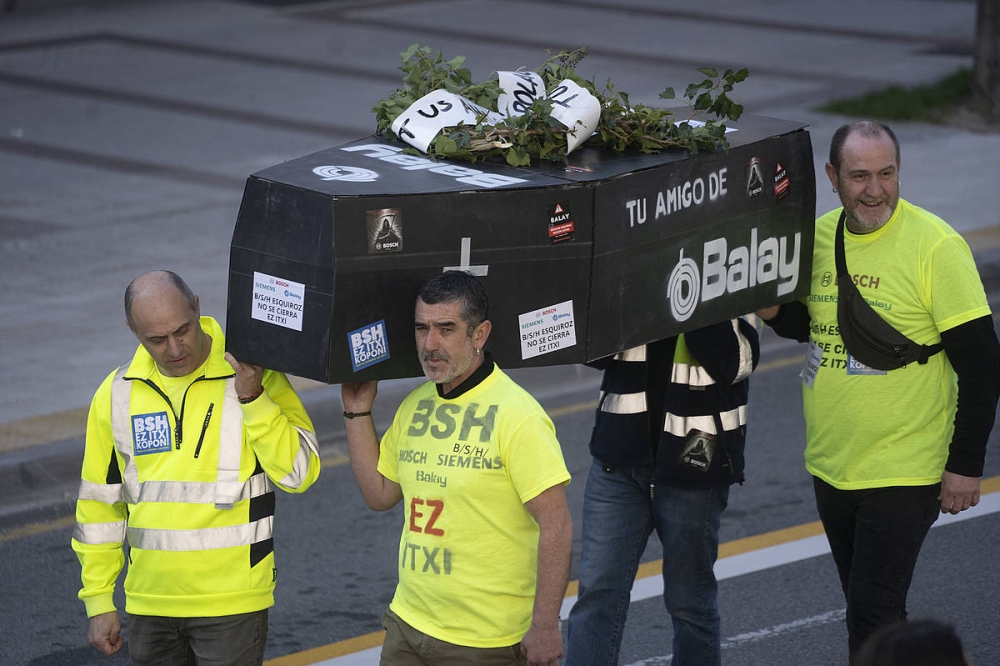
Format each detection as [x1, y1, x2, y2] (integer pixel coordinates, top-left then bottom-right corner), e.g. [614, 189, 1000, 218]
[226, 114, 815, 383]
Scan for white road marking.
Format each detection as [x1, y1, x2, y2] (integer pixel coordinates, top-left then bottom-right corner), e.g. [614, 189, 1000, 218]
[623, 609, 847, 666]
[309, 492, 1000, 665]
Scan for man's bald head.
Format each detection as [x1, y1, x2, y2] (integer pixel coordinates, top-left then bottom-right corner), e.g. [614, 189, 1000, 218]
[124, 271, 209, 377]
[125, 271, 198, 331]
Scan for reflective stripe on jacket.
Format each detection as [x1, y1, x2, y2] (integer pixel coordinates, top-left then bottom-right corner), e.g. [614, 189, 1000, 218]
[589, 317, 759, 487]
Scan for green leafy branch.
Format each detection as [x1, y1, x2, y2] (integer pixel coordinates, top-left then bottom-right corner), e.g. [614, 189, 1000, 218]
[372, 44, 748, 166]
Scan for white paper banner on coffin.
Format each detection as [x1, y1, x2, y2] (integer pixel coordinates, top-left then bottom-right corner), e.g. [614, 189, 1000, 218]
[496, 70, 546, 117]
[391, 90, 504, 154]
[548, 79, 601, 154]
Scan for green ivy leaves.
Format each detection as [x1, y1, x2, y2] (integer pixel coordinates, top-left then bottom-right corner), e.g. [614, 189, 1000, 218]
[372, 44, 748, 165]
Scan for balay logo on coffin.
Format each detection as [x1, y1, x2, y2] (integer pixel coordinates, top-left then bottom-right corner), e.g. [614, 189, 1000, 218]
[667, 228, 801, 322]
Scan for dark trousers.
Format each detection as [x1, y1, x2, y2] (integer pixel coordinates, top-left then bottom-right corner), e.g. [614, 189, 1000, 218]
[812, 477, 940, 658]
[127, 610, 268, 666]
[379, 608, 526, 666]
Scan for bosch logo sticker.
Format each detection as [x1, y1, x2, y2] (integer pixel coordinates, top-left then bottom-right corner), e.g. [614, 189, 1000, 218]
[547, 201, 575, 244]
[746, 157, 763, 198]
[251, 271, 305, 331]
[132, 412, 172, 456]
[313, 165, 379, 182]
[518, 300, 577, 360]
[349, 320, 390, 371]
[368, 208, 403, 254]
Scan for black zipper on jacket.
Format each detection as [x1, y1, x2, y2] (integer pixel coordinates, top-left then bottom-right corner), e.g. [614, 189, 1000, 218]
[174, 376, 210, 447]
[132, 378, 182, 448]
[194, 403, 214, 459]
[127, 373, 234, 449]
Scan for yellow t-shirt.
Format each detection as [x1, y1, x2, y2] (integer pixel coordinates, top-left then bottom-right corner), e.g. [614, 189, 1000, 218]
[802, 199, 991, 489]
[377, 364, 570, 648]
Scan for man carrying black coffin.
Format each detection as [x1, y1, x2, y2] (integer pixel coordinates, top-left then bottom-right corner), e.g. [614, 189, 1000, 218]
[341, 270, 573, 666]
[758, 120, 1000, 658]
[72, 270, 321, 665]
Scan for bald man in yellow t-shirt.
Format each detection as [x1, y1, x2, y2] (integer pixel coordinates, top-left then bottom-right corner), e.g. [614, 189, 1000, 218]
[758, 121, 1000, 658]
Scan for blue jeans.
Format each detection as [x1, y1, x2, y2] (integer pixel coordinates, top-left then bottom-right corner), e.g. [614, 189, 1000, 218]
[127, 610, 268, 666]
[812, 477, 940, 658]
[566, 459, 729, 666]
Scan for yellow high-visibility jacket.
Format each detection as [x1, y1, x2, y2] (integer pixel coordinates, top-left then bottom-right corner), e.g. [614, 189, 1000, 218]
[72, 316, 320, 619]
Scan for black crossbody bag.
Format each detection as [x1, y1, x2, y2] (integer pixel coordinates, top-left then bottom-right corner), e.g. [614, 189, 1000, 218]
[835, 210, 943, 371]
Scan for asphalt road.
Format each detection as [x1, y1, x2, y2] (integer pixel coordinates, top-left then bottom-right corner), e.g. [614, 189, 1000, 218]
[4, 324, 1000, 666]
[3, 0, 1000, 664]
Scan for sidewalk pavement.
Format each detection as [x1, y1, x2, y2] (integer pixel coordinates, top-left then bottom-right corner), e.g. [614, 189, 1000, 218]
[1, 0, 998, 519]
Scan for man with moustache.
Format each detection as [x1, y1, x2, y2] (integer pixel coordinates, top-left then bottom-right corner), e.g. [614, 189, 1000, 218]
[758, 121, 1000, 658]
[341, 270, 572, 666]
[72, 270, 320, 664]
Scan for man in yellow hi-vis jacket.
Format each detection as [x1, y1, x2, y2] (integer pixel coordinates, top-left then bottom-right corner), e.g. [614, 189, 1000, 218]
[72, 270, 320, 665]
